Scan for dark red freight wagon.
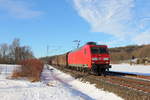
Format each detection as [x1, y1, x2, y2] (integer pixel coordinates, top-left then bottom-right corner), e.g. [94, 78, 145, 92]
[57, 53, 68, 67]
[51, 56, 58, 66]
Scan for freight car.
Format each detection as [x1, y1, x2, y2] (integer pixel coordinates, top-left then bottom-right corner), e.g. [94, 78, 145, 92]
[49, 42, 111, 75]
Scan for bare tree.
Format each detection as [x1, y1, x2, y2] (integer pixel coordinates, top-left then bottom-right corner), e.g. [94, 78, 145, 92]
[19, 46, 34, 61]
[9, 38, 20, 63]
[0, 43, 9, 62]
[0, 38, 34, 64]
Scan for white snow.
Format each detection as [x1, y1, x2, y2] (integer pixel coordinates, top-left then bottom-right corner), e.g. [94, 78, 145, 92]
[110, 64, 150, 76]
[0, 64, 123, 100]
[0, 64, 21, 78]
[47, 65, 123, 100]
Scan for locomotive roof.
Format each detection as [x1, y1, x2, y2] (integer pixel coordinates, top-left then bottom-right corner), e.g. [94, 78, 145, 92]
[71, 43, 107, 52]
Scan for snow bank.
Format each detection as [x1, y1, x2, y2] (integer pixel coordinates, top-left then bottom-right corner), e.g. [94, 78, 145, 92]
[110, 64, 150, 76]
[48, 65, 123, 100]
[0, 65, 84, 100]
[0, 64, 123, 100]
[0, 64, 21, 78]
[0, 79, 83, 100]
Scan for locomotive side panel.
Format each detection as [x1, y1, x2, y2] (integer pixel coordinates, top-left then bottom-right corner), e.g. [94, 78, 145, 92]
[68, 45, 91, 68]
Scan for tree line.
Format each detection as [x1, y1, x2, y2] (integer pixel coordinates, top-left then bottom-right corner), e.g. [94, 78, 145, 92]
[0, 38, 34, 64]
[109, 44, 150, 63]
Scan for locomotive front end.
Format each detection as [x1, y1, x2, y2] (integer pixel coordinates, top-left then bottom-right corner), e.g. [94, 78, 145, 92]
[90, 45, 111, 75]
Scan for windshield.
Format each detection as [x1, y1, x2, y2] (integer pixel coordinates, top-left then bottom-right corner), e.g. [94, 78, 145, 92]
[91, 47, 108, 54]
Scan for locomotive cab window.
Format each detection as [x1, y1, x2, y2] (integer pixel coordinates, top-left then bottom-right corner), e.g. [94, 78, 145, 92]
[91, 47, 108, 54]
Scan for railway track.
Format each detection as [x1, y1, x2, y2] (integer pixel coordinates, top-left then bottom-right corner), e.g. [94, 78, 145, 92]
[87, 73, 150, 94]
[51, 65, 150, 100]
[105, 71, 150, 93]
[93, 75, 150, 94]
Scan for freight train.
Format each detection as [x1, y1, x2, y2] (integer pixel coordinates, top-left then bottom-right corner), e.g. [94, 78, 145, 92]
[49, 42, 111, 75]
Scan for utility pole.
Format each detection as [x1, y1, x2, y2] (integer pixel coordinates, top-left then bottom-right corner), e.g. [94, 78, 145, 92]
[73, 40, 81, 48]
[47, 45, 49, 57]
[46, 45, 49, 65]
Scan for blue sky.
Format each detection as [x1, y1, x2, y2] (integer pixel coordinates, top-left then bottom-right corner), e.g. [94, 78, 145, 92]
[0, 0, 150, 57]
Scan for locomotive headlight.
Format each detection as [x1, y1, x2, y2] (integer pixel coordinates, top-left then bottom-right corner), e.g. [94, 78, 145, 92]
[92, 58, 98, 61]
[103, 58, 109, 60]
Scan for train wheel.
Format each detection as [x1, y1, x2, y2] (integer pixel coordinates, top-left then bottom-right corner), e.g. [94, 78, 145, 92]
[77, 67, 79, 71]
[99, 68, 106, 76]
[92, 65, 100, 75]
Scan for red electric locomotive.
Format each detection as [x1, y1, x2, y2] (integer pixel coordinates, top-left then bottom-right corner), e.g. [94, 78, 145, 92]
[68, 42, 111, 75]
[49, 42, 111, 75]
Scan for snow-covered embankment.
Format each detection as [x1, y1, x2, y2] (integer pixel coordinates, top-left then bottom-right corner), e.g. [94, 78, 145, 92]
[0, 64, 123, 100]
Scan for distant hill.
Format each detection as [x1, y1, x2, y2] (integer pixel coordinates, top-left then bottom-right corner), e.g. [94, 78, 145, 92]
[109, 44, 150, 63]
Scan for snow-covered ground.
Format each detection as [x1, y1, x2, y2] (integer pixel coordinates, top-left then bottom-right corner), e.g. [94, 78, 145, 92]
[110, 64, 150, 76]
[0, 64, 21, 78]
[0, 64, 123, 100]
